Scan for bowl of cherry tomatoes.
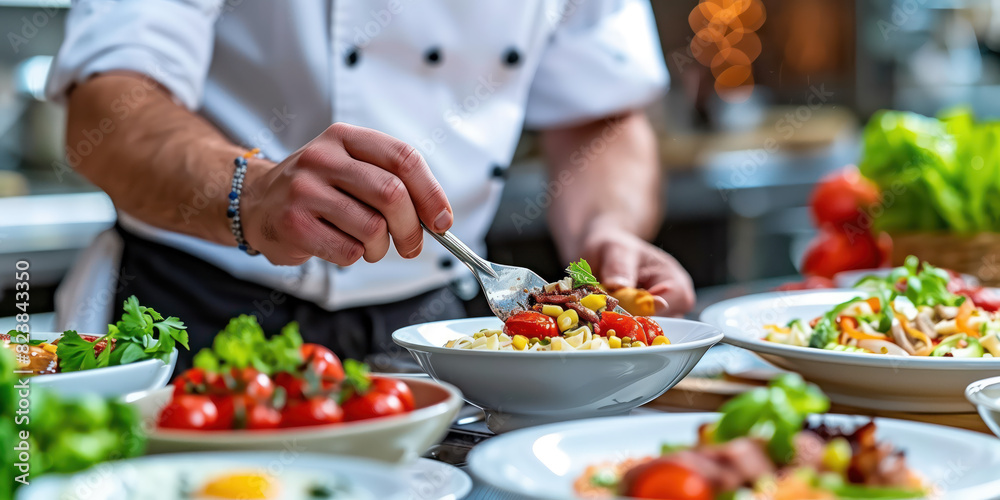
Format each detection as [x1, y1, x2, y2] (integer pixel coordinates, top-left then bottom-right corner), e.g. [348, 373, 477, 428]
[125, 317, 462, 463]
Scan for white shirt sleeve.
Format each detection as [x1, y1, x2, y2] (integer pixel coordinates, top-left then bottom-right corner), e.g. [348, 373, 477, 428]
[45, 0, 223, 109]
[524, 0, 668, 129]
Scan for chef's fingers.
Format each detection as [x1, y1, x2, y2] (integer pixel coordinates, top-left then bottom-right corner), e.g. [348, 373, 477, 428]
[335, 123, 454, 233]
[324, 157, 425, 259]
[598, 241, 640, 290]
[644, 266, 696, 317]
[311, 188, 391, 263]
[298, 216, 366, 267]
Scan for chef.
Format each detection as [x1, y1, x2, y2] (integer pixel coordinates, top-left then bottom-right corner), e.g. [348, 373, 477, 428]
[46, 0, 694, 369]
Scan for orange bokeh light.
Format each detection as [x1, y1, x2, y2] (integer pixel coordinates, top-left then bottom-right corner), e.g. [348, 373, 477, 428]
[689, 0, 765, 103]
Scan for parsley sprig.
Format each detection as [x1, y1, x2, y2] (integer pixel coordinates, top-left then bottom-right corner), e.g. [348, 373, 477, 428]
[56, 296, 189, 372]
[566, 259, 599, 287]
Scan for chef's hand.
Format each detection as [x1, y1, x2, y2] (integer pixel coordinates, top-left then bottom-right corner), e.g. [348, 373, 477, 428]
[241, 123, 453, 266]
[583, 225, 695, 317]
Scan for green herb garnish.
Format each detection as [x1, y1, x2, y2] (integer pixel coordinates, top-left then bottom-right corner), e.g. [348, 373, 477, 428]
[56, 296, 189, 372]
[566, 259, 599, 287]
[193, 315, 304, 375]
[711, 374, 829, 464]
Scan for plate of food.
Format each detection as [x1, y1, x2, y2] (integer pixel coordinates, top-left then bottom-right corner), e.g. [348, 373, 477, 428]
[393, 260, 723, 432]
[2, 296, 184, 397]
[469, 375, 1000, 500]
[15, 451, 410, 500]
[700, 257, 1000, 412]
[127, 315, 462, 463]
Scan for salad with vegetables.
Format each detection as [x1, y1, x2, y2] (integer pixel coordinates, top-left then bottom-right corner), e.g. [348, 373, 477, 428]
[158, 315, 415, 431]
[575, 375, 927, 500]
[1, 296, 188, 375]
[765, 256, 1000, 357]
[446, 259, 669, 352]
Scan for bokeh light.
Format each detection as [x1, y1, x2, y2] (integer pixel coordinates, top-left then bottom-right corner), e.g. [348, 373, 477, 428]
[689, 0, 766, 103]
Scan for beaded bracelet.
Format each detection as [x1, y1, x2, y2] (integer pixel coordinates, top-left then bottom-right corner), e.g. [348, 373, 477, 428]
[227, 148, 261, 256]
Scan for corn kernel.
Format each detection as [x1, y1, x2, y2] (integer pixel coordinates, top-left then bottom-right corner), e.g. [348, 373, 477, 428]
[556, 309, 579, 332]
[609, 336, 622, 349]
[651, 335, 671, 346]
[621, 336, 632, 345]
[473, 332, 485, 339]
[580, 294, 607, 311]
[606, 329, 616, 337]
[512, 335, 528, 350]
[631, 341, 645, 348]
[41, 342, 57, 354]
[541, 304, 564, 317]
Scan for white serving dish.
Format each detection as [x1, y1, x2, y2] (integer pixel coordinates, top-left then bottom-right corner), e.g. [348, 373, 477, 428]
[21, 332, 176, 397]
[700, 290, 1000, 412]
[468, 413, 1000, 500]
[126, 376, 463, 463]
[392, 317, 722, 432]
[16, 451, 410, 500]
[966, 376, 1000, 439]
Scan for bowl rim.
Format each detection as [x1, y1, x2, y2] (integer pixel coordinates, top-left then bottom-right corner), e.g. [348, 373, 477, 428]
[701, 289, 1000, 370]
[966, 375, 1000, 410]
[136, 376, 463, 443]
[391, 316, 724, 358]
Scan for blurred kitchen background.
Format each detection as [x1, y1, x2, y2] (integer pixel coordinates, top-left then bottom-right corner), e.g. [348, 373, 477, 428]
[2, 0, 1000, 319]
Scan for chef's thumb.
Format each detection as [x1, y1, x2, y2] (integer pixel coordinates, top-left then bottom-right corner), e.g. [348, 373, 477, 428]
[598, 242, 638, 290]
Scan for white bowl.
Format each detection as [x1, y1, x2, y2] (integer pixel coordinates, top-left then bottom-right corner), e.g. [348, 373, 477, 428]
[468, 413, 1000, 500]
[24, 332, 176, 397]
[392, 317, 722, 432]
[16, 451, 410, 500]
[700, 290, 1000, 412]
[966, 376, 1000, 439]
[126, 376, 463, 463]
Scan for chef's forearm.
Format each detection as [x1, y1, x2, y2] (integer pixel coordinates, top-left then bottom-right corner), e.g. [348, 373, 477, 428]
[65, 72, 273, 246]
[541, 110, 661, 261]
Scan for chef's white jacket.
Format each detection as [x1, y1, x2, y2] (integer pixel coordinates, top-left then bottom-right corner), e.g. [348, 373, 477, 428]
[46, 0, 668, 330]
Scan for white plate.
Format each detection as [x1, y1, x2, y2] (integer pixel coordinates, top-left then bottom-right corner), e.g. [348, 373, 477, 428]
[126, 377, 463, 463]
[468, 413, 1000, 500]
[966, 376, 1000, 439]
[19, 332, 176, 397]
[700, 290, 1000, 412]
[406, 458, 472, 500]
[16, 451, 410, 500]
[393, 317, 722, 432]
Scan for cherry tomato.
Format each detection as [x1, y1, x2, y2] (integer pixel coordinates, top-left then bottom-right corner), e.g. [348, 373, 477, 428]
[301, 343, 345, 383]
[204, 367, 275, 402]
[801, 228, 881, 279]
[503, 311, 559, 339]
[280, 398, 344, 428]
[341, 391, 406, 422]
[214, 394, 282, 430]
[274, 371, 309, 401]
[809, 167, 879, 228]
[598, 311, 646, 344]
[158, 395, 219, 430]
[371, 377, 415, 411]
[621, 460, 713, 500]
[634, 317, 664, 342]
[172, 368, 207, 397]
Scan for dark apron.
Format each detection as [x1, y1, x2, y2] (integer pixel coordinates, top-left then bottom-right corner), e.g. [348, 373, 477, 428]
[112, 225, 467, 374]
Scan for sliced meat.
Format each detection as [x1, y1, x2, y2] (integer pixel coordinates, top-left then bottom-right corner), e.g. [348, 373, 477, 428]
[566, 302, 600, 324]
[605, 295, 620, 312]
[792, 431, 826, 469]
[531, 293, 577, 305]
[715, 438, 775, 485]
